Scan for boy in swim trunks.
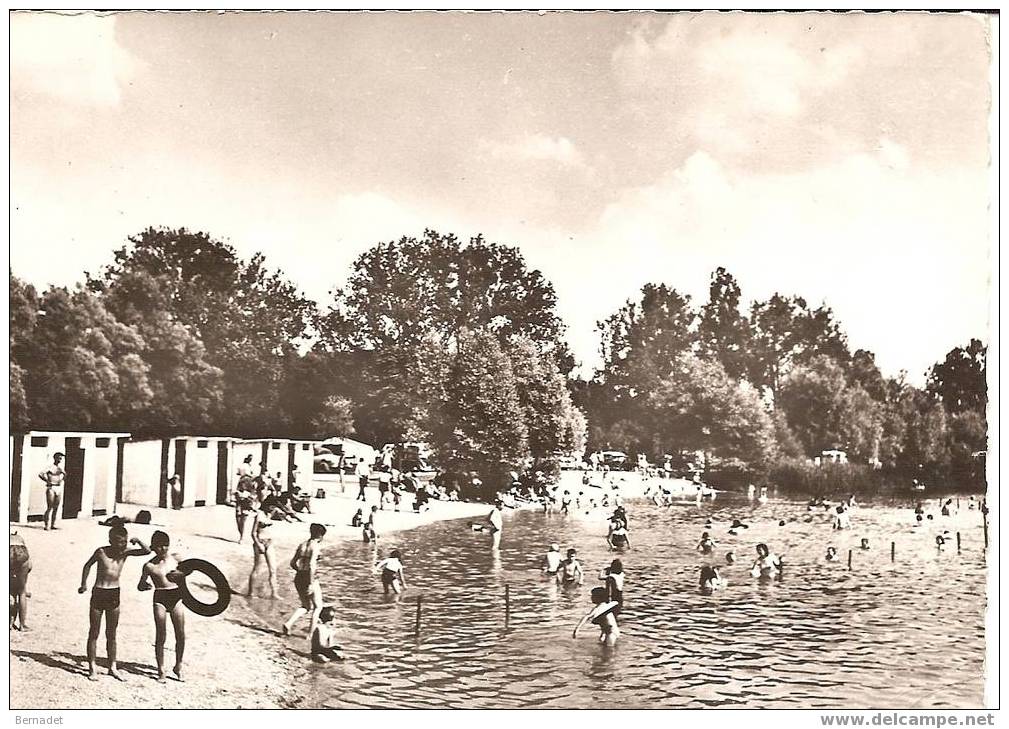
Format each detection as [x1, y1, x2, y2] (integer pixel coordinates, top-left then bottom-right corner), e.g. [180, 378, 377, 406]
[283, 523, 326, 638]
[10, 531, 31, 631]
[39, 452, 66, 531]
[137, 530, 187, 682]
[79, 526, 151, 680]
[556, 548, 584, 586]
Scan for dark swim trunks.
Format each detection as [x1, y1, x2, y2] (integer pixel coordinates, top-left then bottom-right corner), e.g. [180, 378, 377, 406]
[90, 587, 121, 612]
[381, 569, 398, 586]
[153, 588, 183, 611]
[294, 570, 314, 609]
[611, 534, 628, 548]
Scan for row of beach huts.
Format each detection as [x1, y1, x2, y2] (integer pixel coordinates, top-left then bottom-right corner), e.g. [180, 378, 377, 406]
[8, 431, 328, 523]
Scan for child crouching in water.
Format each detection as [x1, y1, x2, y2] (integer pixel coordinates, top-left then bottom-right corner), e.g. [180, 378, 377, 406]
[572, 586, 620, 646]
[311, 606, 345, 662]
[699, 565, 727, 592]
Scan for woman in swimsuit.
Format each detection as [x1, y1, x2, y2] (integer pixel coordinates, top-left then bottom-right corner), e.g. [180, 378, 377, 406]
[247, 509, 278, 598]
[39, 453, 65, 531]
[138, 530, 186, 683]
[234, 476, 256, 543]
[573, 586, 620, 646]
[750, 543, 781, 578]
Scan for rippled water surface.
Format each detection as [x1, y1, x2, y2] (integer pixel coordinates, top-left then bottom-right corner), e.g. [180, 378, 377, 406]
[290, 495, 987, 708]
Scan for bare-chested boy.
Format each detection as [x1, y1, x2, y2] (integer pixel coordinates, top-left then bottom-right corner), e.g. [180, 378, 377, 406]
[78, 526, 151, 680]
[282, 523, 326, 638]
[137, 530, 186, 683]
[39, 452, 65, 531]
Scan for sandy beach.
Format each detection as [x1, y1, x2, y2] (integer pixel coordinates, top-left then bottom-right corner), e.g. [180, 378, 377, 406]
[8, 478, 496, 709]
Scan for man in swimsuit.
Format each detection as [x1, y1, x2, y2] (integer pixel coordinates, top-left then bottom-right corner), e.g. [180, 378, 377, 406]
[542, 544, 562, 574]
[39, 452, 66, 531]
[79, 526, 151, 680]
[355, 459, 371, 502]
[138, 530, 187, 683]
[10, 531, 31, 631]
[283, 523, 326, 638]
[487, 500, 504, 533]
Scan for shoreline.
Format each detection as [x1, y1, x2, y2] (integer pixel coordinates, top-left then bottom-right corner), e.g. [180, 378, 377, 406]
[8, 480, 496, 710]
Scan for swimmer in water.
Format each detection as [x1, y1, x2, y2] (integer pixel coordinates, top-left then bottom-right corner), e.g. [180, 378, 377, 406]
[936, 534, 947, 550]
[728, 518, 749, 536]
[607, 518, 631, 551]
[542, 544, 562, 574]
[826, 547, 839, 562]
[699, 565, 727, 592]
[750, 543, 781, 578]
[725, 551, 736, 564]
[941, 499, 954, 517]
[860, 538, 870, 550]
[573, 586, 619, 646]
[696, 532, 716, 555]
[560, 491, 572, 515]
[556, 548, 584, 586]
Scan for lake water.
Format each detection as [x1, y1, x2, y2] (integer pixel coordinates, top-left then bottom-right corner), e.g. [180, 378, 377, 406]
[287, 494, 987, 708]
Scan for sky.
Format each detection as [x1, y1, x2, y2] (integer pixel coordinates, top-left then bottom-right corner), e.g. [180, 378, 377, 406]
[9, 11, 995, 383]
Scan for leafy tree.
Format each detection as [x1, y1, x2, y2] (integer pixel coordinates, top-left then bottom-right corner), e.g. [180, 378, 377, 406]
[946, 409, 986, 487]
[89, 227, 316, 436]
[323, 229, 566, 355]
[749, 294, 849, 397]
[697, 267, 751, 380]
[847, 349, 888, 402]
[98, 270, 224, 435]
[777, 355, 882, 461]
[310, 396, 356, 440]
[428, 329, 529, 491]
[507, 336, 579, 461]
[649, 354, 778, 473]
[927, 339, 987, 414]
[21, 286, 153, 431]
[9, 274, 38, 432]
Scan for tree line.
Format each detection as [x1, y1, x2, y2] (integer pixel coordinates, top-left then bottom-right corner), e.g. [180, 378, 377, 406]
[575, 267, 987, 491]
[9, 229, 986, 493]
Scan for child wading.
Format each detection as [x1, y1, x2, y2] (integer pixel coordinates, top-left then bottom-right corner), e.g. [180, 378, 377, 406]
[138, 530, 187, 682]
[573, 586, 620, 646]
[375, 549, 407, 595]
[79, 526, 151, 680]
[311, 606, 345, 662]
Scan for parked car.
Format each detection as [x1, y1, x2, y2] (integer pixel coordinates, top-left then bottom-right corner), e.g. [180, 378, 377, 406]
[599, 451, 630, 470]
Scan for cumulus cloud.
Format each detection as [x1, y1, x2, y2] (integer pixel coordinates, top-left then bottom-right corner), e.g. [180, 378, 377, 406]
[10, 12, 140, 107]
[546, 143, 989, 382]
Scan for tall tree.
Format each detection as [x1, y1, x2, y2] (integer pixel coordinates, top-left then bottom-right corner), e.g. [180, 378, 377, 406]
[777, 355, 882, 461]
[427, 329, 529, 491]
[89, 227, 316, 436]
[749, 294, 849, 397]
[926, 339, 987, 414]
[21, 286, 153, 431]
[507, 336, 579, 462]
[9, 274, 38, 432]
[697, 267, 751, 380]
[649, 354, 778, 473]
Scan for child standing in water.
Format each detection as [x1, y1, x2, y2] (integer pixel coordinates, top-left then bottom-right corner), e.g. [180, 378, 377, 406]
[542, 544, 562, 575]
[78, 526, 151, 680]
[375, 549, 407, 595]
[137, 531, 187, 683]
[363, 506, 378, 542]
[572, 586, 620, 646]
[311, 606, 345, 662]
[699, 565, 727, 592]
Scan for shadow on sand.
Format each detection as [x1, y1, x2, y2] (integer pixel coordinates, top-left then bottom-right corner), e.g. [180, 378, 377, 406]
[10, 649, 159, 680]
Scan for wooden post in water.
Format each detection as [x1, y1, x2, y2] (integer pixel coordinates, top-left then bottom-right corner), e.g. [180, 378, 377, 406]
[984, 514, 989, 548]
[891, 541, 895, 562]
[957, 532, 962, 552]
[848, 549, 853, 570]
[414, 595, 422, 639]
[505, 584, 511, 627]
